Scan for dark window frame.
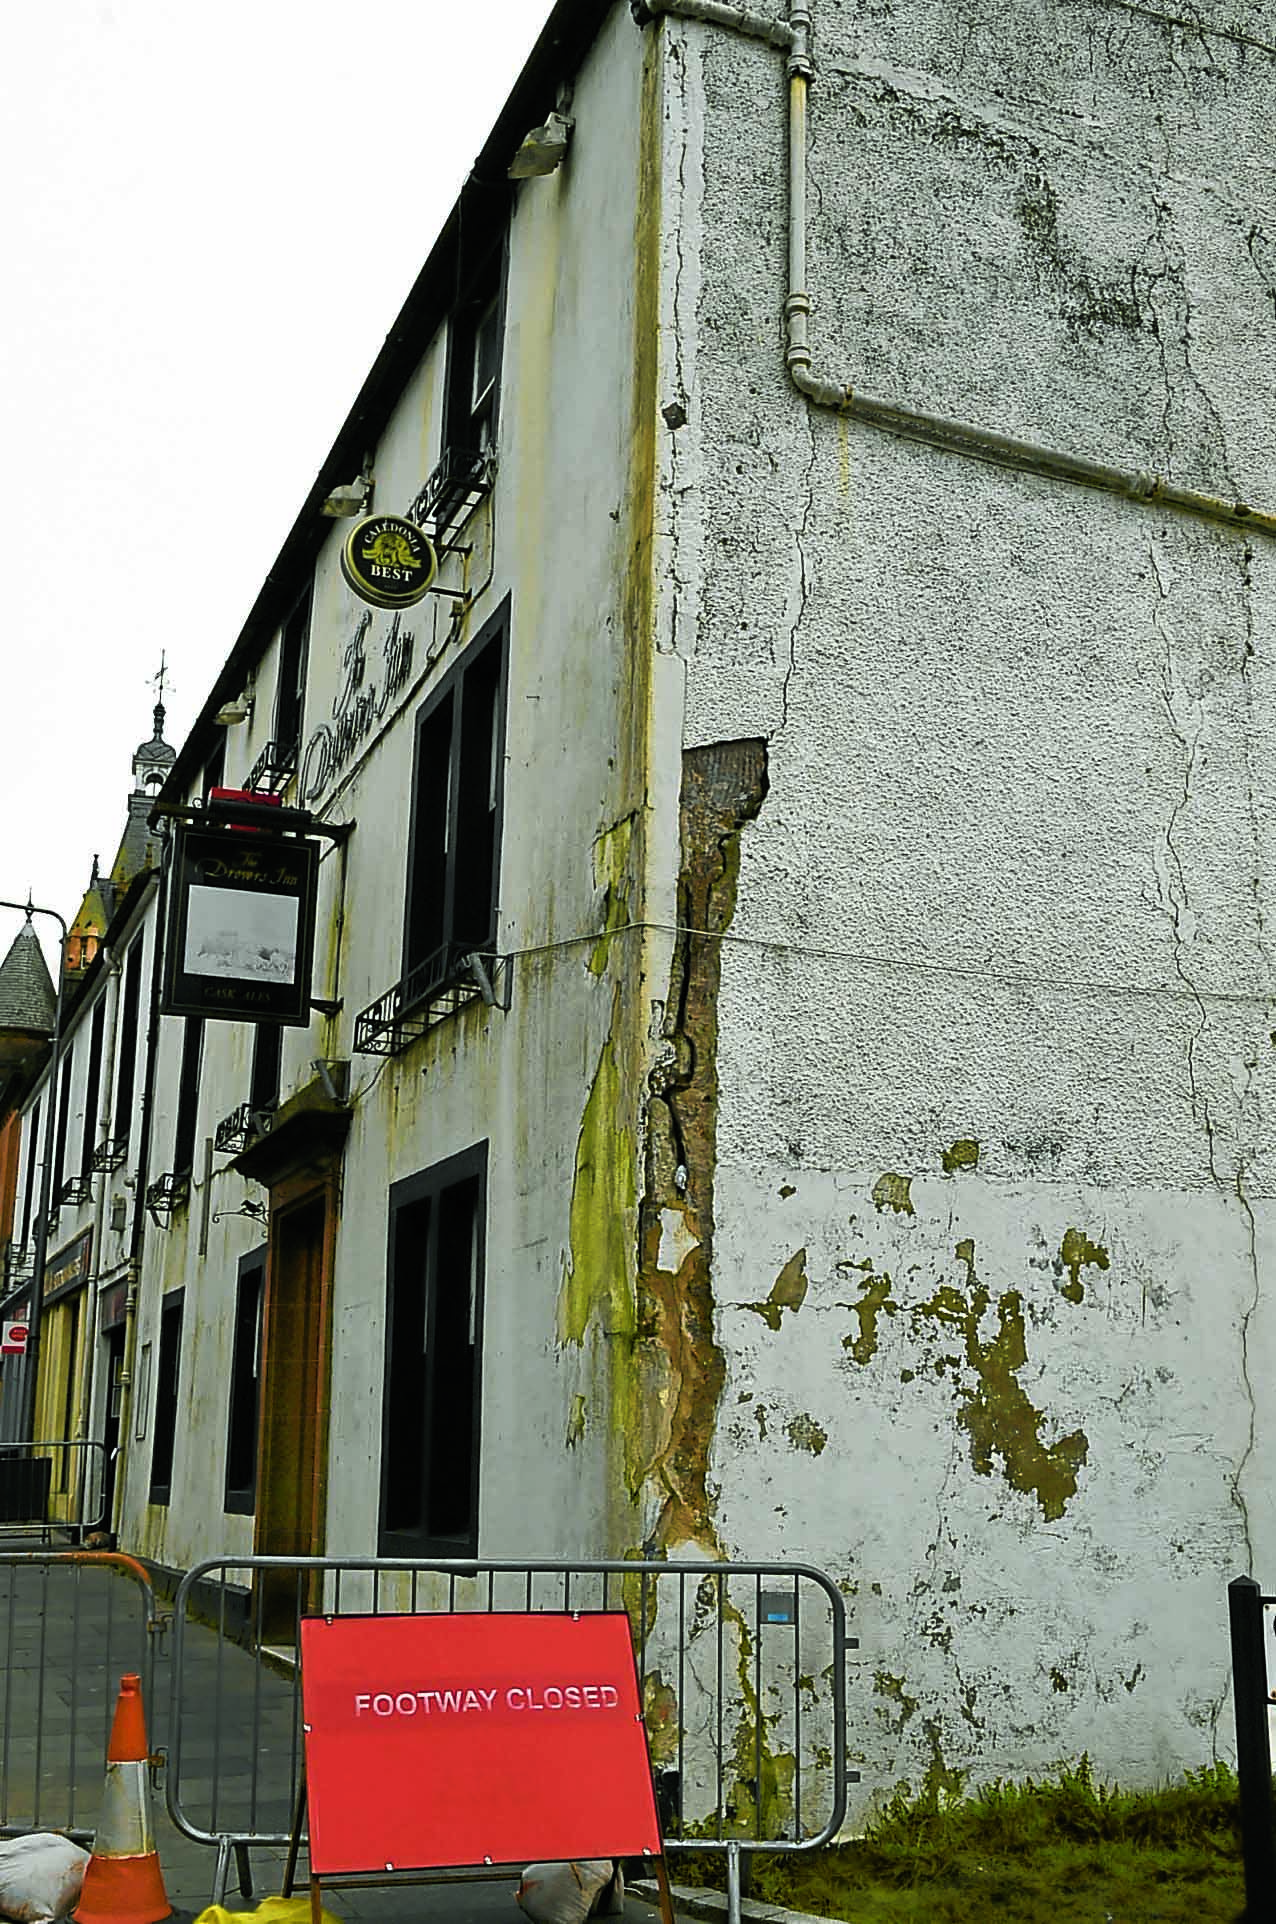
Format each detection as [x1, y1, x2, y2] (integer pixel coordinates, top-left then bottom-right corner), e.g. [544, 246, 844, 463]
[402, 600, 508, 1002]
[78, 1000, 107, 1181]
[112, 938, 143, 1148]
[379, 1142, 487, 1559]
[441, 227, 509, 459]
[172, 1017, 204, 1181]
[274, 583, 312, 758]
[149, 1289, 185, 1506]
[224, 1248, 264, 1515]
[20, 1098, 40, 1249]
[50, 1053, 73, 1207]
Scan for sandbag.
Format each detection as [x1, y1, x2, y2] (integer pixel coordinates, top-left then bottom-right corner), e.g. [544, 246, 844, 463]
[515, 1860, 623, 1924]
[0, 1832, 90, 1924]
[194, 1899, 343, 1924]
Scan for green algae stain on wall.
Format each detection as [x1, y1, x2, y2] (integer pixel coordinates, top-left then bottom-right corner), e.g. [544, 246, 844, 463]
[746, 1248, 808, 1329]
[873, 1172, 915, 1215]
[559, 1014, 637, 1347]
[916, 1239, 1088, 1521]
[1059, 1226, 1109, 1303]
[588, 814, 635, 977]
[942, 1138, 979, 1173]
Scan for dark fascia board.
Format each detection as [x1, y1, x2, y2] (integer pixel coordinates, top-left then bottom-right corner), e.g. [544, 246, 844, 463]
[161, 0, 622, 810]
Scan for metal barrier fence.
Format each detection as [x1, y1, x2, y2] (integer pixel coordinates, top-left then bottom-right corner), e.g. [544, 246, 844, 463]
[169, 1556, 851, 1921]
[1227, 1575, 1276, 1918]
[0, 1441, 108, 1539]
[0, 1551, 161, 1841]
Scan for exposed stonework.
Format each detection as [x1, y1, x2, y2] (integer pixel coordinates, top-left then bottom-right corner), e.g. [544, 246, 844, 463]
[635, 739, 769, 1552]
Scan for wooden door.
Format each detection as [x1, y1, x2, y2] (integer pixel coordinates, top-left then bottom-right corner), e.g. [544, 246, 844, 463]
[254, 1191, 332, 1641]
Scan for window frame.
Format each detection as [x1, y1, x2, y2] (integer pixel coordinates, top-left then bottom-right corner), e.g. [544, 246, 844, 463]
[402, 599, 508, 1004]
[442, 228, 509, 459]
[378, 1142, 488, 1559]
[224, 1248, 264, 1515]
[148, 1289, 185, 1506]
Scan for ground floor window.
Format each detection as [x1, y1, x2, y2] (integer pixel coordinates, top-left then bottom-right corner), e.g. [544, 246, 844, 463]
[149, 1290, 184, 1505]
[224, 1249, 264, 1514]
[380, 1143, 486, 1556]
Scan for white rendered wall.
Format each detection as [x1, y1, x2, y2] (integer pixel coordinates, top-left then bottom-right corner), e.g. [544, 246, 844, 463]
[648, 0, 1276, 1802]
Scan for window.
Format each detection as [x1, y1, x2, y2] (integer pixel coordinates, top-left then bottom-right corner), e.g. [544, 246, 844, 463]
[149, 1290, 184, 1505]
[112, 939, 143, 1148]
[172, 1017, 204, 1180]
[224, 1250, 264, 1514]
[380, 1144, 487, 1556]
[404, 604, 507, 1001]
[250, 1022, 282, 1119]
[443, 233, 506, 457]
[20, 1099, 40, 1248]
[202, 738, 225, 800]
[274, 586, 311, 758]
[78, 1001, 106, 1180]
[50, 1053, 73, 1208]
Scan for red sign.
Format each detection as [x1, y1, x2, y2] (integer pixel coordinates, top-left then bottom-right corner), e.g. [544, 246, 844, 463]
[1, 1322, 29, 1355]
[299, 1612, 662, 1874]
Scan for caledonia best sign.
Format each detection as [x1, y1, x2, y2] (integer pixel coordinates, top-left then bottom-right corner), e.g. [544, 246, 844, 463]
[340, 514, 437, 610]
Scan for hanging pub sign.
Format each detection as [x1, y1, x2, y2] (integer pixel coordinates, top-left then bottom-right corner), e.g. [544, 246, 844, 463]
[160, 822, 319, 1025]
[340, 514, 438, 610]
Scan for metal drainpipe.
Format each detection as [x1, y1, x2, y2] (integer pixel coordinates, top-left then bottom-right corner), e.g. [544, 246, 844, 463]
[643, 0, 1276, 538]
[112, 851, 168, 1540]
[79, 942, 123, 1527]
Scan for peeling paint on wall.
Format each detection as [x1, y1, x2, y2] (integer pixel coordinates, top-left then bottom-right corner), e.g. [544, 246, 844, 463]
[786, 1411, 828, 1455]
[841, 1265, 897, 1364]
[872, 1172, 914, 1215]
[634, 738, 769, 1553]
[917, 1240, 1089, 1520]
[843, 1238, 1089, 1520]
[1058, 1226, 1110, 1304]
[942, 1139, 980, 1173]
[746, 1247, 808, 1329]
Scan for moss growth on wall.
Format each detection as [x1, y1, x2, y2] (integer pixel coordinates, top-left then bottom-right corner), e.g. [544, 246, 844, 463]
[559, 1014, 638, 1348]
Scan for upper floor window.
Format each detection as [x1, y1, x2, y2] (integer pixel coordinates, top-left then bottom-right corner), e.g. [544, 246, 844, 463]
[444, 233, 506, 459]
[112, 938, 143, 1149]
[404, 602, 507, 1005]
[274, 585, 312, 759]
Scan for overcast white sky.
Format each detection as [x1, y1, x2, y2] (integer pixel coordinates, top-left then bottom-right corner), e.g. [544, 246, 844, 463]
[1, 0, 550, 967]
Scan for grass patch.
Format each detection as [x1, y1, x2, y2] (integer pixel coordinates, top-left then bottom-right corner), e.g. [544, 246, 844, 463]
[673, 1760, 1251, 1922]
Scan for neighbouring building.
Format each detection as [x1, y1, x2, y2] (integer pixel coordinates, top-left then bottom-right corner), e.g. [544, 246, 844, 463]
[3, 0, 1275, 1815]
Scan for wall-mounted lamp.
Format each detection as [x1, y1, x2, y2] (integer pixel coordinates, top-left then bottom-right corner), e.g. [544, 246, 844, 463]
[508, 111, 574, 179]
[214, 697, 254, 726]
[322, 477, 374, 518]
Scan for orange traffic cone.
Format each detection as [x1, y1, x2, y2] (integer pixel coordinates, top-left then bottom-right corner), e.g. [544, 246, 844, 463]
[74, 1673, 172, 1924]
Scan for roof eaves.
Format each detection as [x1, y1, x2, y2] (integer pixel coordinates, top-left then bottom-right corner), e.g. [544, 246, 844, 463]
[160, 0, 620, 809]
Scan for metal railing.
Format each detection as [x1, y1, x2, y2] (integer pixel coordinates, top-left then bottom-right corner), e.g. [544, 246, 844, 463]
[0, 1550, 161, 1842]
[0, 1440, 108, 1538]
[1227, 1575, 1276, 1916]
[168, 1556, 850, 1917]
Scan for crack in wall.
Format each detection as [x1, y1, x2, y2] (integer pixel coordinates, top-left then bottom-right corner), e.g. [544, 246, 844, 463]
[1150, 541, 1219, 1183]
[775, 411, 816, 738]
